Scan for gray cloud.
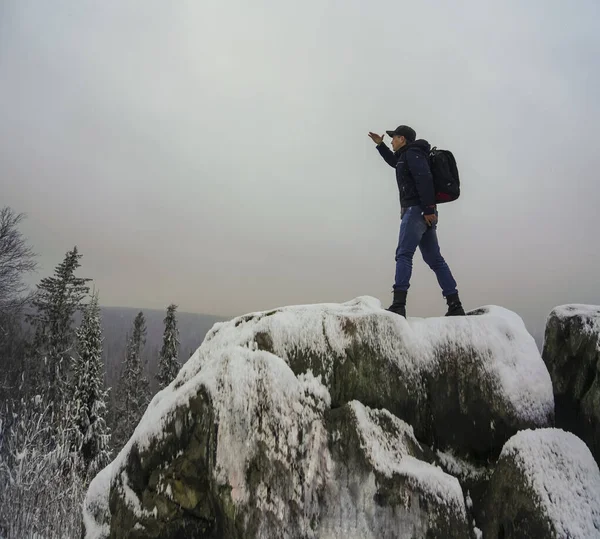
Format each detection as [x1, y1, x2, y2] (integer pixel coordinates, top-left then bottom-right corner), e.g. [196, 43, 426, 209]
[1, 0, 599, 330]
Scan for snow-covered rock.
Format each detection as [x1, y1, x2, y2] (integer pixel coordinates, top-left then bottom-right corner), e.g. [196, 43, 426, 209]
[543, 304, 600, 464]
[83, 297, 553, 538]
[198, 298, 552, 458]
[482, 428, 600, 538]
[321, 401, 469, 538]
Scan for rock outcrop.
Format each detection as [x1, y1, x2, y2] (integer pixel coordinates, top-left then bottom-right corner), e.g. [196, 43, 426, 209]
[543, 304, 600, 464]
[199, 299, 553, 460]
[83, 297, 555, 539]
[482, 428, 600, 538]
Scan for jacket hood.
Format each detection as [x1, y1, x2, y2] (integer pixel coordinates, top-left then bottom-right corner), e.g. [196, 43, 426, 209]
[409, 139, 430, 152]
[395, 139, 430, 155]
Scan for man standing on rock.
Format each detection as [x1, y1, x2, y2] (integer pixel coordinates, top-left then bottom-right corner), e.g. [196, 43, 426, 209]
[368, 125, 465, 318]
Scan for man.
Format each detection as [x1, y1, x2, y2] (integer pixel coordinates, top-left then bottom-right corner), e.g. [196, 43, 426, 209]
[368, 125, 465, 317]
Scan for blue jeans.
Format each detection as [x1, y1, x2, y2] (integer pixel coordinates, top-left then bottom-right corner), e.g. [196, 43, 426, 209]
[394, 206, 458, 297]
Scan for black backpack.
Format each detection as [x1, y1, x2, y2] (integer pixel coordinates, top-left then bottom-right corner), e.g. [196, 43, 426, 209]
[428, 147, 460, 203]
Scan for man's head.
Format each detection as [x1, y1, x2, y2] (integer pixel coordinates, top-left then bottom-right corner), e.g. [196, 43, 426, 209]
[386, 125, 416, 151]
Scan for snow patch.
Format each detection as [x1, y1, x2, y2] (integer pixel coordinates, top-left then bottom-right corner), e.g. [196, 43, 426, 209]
[551, 304, 600, 324]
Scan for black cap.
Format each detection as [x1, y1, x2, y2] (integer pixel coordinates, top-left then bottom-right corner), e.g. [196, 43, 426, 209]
[386, 125, 416, 142]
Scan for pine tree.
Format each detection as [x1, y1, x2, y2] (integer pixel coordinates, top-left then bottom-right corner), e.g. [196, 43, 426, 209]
[70, 292, 111, 477]
[112, 311, 150, 449]
[26, 246, 91, 403]
[156, 304, 180, 390]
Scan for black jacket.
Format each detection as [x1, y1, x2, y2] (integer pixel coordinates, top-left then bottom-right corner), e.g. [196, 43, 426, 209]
[376, 139, 436, 214]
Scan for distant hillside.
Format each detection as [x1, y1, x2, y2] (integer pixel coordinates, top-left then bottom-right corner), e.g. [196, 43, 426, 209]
[99, 306, 229, 391]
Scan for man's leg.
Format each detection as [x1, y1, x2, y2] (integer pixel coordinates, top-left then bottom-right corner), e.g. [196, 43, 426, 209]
[394, 207, 428, 291]
[418, 216, 459, 297]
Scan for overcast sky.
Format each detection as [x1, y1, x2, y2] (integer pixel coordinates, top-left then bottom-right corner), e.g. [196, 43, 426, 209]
[1, 1, 599, 330]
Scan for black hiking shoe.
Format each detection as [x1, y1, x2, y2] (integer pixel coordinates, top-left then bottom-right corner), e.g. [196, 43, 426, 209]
[387, 289, 407, 318]
[445, 293, 465, 316]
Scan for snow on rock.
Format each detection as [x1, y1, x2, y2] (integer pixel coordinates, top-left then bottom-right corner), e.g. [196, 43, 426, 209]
[483, 428, 600, 538]
[190, 297, 553, 456]
[435, 449, 489, 484]
[550, 304, 600, 339]
[543, 304, 600, 465]
[350, 401, 464, 508]
[83, 296, 553, 538]
[82, 463, 112, 539]
[85, 348, 333, 538]
[319, 401, 469, 538]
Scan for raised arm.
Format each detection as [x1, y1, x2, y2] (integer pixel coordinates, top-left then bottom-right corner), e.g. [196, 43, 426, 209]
[368, 132, 398, 168]
[376, 141, 400, 168]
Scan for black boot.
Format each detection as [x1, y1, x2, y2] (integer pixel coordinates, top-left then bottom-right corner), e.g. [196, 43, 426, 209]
[387, 289, 407, 317]
[445, 293, 465, 316]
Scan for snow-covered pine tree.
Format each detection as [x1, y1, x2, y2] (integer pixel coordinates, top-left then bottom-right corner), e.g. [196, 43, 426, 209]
[71, 292, 111, 477]
[112, 311, 150, 449]
[27, 246, 90, 403]
[156, 304, 180, 390]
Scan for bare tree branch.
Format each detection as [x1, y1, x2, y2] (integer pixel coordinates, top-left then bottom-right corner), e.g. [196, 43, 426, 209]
[0, 207, 37, 312]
